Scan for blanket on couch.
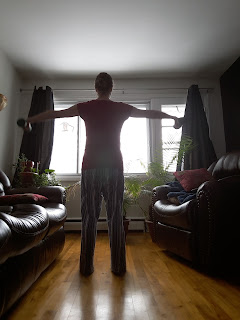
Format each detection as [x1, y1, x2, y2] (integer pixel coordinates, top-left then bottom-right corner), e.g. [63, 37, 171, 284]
[167, 181, 197, 204]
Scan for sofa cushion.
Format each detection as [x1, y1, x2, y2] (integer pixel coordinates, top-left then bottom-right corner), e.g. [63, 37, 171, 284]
[41, 203, 67, 236]
[0, 204, 49, 259]
[173, 168, 214, 192]
[0, 193, 48, 205]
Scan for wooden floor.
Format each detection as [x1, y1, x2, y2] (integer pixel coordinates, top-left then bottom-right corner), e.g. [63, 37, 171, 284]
[3, 232, 240, 320]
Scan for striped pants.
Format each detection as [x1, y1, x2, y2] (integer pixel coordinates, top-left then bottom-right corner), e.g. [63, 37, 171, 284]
[80, 168, 126, 275]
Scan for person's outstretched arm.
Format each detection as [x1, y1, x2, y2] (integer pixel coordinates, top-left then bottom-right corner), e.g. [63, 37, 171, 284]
[130, 107, 183, 129]
[27, 104, 79, 123]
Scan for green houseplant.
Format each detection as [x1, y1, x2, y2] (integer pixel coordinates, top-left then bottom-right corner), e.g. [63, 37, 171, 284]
[123, 136, 194, 240]
[13, 154, 61, 188]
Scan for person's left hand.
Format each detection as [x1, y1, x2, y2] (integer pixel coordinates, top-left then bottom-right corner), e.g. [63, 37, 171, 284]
[173, 117, 184, 129]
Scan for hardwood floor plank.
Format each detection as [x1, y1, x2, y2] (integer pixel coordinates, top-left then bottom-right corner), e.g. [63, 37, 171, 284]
[3, 232, 240, 320]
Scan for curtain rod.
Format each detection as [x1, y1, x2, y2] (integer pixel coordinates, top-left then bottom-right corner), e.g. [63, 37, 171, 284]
[19, 87, 213, 92]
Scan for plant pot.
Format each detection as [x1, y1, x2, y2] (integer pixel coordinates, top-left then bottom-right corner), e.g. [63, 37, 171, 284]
[20, 160, 34, 172]
[123, 218, 130, 239]
[145, 220, 155, 242]
[20, 172, 38, 187]
[24, 161, 34, 172]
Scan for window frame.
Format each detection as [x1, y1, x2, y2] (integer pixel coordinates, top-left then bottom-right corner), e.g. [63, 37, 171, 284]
[52, 91, 206, 181]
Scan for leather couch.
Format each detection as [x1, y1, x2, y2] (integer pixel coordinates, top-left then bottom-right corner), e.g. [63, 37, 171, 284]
[0, 169, 67, 318]
[152, 152, 240, 274]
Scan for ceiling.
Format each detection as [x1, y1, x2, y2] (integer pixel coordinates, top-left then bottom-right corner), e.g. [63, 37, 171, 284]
[0, 0, 239, 80]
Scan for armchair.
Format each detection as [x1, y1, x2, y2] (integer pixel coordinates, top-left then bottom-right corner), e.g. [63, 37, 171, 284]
[152, 152, 240, 273]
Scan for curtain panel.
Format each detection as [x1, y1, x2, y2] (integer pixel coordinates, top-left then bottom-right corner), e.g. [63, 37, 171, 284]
[177, 85, 217, 170]
[19, 86, 55, 173]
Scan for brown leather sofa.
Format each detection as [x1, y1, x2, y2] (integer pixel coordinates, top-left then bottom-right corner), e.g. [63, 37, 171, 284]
[152, 152, 240, 274]
[0, 169, 67, 318]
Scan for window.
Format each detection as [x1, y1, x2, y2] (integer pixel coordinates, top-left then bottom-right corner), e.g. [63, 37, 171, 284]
[50, 103, 149, 174]
[161, 104, 186, 171]
[50, 99, 188, 175]
[50, 104, 84, 174]
[121, 104, 148, 173]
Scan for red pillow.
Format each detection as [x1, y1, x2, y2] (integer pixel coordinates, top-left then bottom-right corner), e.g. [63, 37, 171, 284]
[173, 168, 214, 192]
[0, 193, 48, 205]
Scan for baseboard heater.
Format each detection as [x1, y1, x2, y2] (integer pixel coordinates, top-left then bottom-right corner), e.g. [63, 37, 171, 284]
[65, 217, 145, 231]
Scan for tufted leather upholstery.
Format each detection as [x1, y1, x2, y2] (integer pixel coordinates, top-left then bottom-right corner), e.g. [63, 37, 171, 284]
[0, 170, 11, 191]
[152, 152, 240, 273]
[211, 151, 240, 180]
[0, 169, 67, 317]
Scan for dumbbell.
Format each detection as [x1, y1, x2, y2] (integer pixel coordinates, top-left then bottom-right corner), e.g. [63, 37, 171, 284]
[17, 118, 32, 132]
[174, 117, 185, 129]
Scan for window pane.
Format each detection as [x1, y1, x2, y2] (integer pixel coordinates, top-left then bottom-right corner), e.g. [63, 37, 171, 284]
[162, 104, 185, 118]
[162, 118, 175, 127]
[162, 127, 182, 144]
[51, 103, 148, 174]
[163, 148, 180, 171]
[162, 105, 185, 127]
[50, 117, 78, 174]
[121, 104, 148, 173]
[78, 119, 86, 172]
[161, 104, 186, 171]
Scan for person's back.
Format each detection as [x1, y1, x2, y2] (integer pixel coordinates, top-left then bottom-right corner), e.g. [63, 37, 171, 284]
[77, 99, 133, 170]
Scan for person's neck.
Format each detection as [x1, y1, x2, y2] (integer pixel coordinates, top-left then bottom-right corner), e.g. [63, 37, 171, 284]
[97, 92, 111, 100]
[97, 96, 111, 100]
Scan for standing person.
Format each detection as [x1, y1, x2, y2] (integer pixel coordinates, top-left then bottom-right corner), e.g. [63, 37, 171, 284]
[27, 72, 182, 276]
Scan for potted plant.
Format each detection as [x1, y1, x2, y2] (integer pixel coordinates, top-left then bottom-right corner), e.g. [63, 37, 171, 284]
[123, 136, 194, 241]
[124, 175, 154, 239]
[12, 154, 61, 187]
[122, 177, 142, 238]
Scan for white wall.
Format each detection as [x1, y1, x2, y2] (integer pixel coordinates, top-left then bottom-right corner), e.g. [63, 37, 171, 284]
[18, 76, 225, 230]
[0, 49, 21, 177]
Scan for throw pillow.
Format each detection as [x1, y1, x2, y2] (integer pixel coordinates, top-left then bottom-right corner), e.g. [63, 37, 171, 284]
[173, 168, 214, 192]
[0, 193, 48, 205]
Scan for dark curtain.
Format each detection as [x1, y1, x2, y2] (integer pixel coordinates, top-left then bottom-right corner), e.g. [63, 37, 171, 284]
[177, 85, 217, 170]
[19, 86, 54, 173]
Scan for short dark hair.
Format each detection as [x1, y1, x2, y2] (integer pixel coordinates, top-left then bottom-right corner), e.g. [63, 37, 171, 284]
[95, 72, 113, 95]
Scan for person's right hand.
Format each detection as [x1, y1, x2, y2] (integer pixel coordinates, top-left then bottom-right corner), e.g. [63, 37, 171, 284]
[17, 118, 32, 132]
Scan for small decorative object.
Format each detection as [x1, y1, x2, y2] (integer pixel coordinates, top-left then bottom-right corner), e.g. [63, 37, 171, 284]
[0, 94, 7, 111]
[12, 154, 61, 188]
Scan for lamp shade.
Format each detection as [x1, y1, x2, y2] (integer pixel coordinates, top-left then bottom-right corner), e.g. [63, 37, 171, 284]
[0, 94, 7, 111]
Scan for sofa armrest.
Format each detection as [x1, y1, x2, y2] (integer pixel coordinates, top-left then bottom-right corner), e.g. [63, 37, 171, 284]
[150, 185, 172, 225]
[152, 185, 172, 204]
[7, 186, 66, 204]
[195, 175, 240, 271]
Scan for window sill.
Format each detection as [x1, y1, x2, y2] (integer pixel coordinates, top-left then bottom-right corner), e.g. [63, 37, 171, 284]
[56, 172, 148, 183]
